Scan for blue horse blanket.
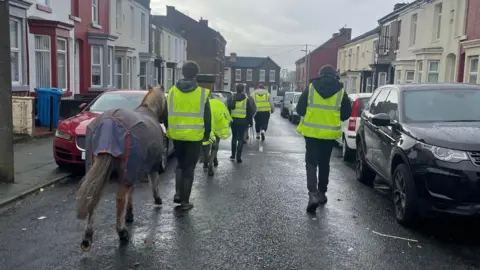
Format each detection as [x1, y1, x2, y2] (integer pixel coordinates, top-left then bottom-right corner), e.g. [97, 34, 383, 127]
[85, 107, 164, 185]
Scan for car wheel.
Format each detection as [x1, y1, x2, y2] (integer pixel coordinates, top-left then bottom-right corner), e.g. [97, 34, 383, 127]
[393, 164, 418, 227]
[158, 137, 169, 174]
[355, 140, 375, 185]
[342, 136, 355, 162]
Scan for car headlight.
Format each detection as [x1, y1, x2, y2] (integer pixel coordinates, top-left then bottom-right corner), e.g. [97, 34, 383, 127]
[418, 142, 469, 163]
[55, 129, 72, 140]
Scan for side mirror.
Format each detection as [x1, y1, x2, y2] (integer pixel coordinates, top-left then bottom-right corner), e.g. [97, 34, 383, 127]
[371, 113, 391, 126]
[79, 103, 87, 110]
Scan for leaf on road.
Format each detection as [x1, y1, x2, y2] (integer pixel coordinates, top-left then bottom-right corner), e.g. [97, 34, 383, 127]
[37, 216, 46, 220]
[372, 230, 418, 242]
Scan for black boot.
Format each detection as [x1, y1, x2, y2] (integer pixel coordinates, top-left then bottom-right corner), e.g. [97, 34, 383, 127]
[318, 192, 327, 204]
[306, 192, 320, 213]
[213, 157, 219, 167]
[236, 141, 244, 163]
[230, 139, 236, 160]
[180, 174, 194, 211]
[173, 169, 182, 204]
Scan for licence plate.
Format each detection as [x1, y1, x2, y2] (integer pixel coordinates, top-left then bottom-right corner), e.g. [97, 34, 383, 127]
[81, 151, 85, 160]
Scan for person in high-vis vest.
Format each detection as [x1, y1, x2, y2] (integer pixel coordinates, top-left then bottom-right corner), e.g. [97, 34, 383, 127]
[242, 87, 256, 144]
[166, 61, 212, 211]
[296, 65, 352, 213]
[252, 84, 274, 141]
[201, 93, 232, 176]
[228, 84, 255, 163]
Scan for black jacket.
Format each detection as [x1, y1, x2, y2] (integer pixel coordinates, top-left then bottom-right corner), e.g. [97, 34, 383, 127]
[296, 76, 352, 122]
[163, 79, 212, 141]
[228, 93, 256, 126]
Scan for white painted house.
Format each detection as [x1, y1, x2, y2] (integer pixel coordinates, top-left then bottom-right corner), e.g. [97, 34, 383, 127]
[26, 0, 75, 97]
[109, 0, 154, 90]
[394, 0, 468, 84]
[156, 25, 187, 90]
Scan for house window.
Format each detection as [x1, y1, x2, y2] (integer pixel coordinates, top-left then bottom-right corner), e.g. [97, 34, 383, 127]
[259, 69, 265, 82]
[116, 0, 122, 31]
[108, 47, 113, 87]
[154, 67, 159, 86]
[405, 71, 415, 84]
[350, 77, 357, 93]
[410, 14, 417, 47]
[396, 70, 401, 84]
[139, 61, 147, 89]
[126, 57, 131, 88]
[91, 45, 103, 87]
[433, 3, 442, 40]
[416, 61, 423, 83]
[115, 57, 122, 89]
[141, 13, 146, 42]
[378, 72, 387, 86]
[468, 56, 478, 84]
[235, 69, 241, 81]
[37, 0, 49, 6]
[10, 18, 21, 85]
[56, 38, 67, 89]
[167, 68, 173, 90]
[92, 0, 99, 24]
[269, 70, 275, 82]
[246, 69, 252, 81]
[34, 35, 51, 88]
[130, 6, 134, 38]
[365, 77, 372, 92]
[427, 61, 440, 83]
[383, 24, 391, 52]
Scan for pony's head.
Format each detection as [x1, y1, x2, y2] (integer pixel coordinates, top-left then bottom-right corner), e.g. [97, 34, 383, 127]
[139, 85, 166, 121]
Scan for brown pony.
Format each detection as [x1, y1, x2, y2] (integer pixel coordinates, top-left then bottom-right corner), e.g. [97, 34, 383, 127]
[76, 86, 166, 251]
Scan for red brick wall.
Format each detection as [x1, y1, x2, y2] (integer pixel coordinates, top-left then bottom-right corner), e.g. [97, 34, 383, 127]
[466, 0, 480, 39]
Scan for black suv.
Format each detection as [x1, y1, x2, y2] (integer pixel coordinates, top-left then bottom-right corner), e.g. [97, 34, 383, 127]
[356, 84, 480, 226]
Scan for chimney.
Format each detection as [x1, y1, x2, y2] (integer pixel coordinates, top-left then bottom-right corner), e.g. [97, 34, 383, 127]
[199, 17, 208, 26]
[332, 32, 339, 38]
[166, 6, 175, 15]
[394, 3, 406, 11]
[230, 53, 237, 63]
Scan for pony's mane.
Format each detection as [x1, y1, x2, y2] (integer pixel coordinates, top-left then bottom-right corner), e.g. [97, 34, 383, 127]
[139, 85, 166, 118]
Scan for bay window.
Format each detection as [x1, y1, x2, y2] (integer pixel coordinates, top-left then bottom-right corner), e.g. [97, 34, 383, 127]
[35, 35, 51, 88]
[405, 71, 415, 84]
[126, 57, 132, 88]
[468, 56, 478, 84]
[10, 18, 21, 85]
[91, 45, 103, 87]
[56, 38, 67, 89]
[416, 61, 423, 83]
[115, 57, 122, 89]
[427, 61, 439, 83]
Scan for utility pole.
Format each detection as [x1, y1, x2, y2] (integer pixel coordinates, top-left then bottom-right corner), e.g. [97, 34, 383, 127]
[0, 0, 15, 183]
[301, 45, 309, 89]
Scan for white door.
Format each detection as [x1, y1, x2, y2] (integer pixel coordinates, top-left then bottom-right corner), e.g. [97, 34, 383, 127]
[74, 40, 80, 94]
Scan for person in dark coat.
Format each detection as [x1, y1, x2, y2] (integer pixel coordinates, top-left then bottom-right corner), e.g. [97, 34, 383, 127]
[296, 65, 352, 212]
[228, 84, 255, 163]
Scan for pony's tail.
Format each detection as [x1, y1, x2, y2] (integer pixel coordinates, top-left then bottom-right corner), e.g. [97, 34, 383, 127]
[76, 153, 115, 220]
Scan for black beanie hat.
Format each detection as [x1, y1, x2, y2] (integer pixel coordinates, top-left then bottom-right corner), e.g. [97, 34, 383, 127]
[318, 65, 337, 78]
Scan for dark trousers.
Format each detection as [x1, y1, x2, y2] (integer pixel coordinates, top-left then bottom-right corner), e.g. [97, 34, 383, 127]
[254, 111, 271, 133]
[173, 140, 202, 203]
[231, 120, 248, 159]
[305, 137, 335, 193]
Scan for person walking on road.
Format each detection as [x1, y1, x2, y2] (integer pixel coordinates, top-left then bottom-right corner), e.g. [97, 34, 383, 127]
[296, 65, 351, 213]
[166, 61, 212, 211]
[252, 84, 274, 141]
[228, 84, 255, 163]
[242, 87, 256, 144]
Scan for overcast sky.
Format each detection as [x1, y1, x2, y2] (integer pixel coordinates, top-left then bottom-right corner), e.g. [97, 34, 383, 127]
[151, 0, 407, 71]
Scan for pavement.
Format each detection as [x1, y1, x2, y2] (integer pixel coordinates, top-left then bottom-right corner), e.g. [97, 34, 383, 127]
[1, 113, 480, 269]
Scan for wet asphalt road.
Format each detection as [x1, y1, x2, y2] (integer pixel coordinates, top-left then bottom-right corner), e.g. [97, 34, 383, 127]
[2, 113, 480, 269]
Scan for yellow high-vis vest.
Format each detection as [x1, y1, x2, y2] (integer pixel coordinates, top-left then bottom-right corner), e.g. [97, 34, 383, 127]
[253, 92, 271, 112]
[231, 98, 247, 118]
[297, 84, 344, 140]
[167, 86, 210, 141]
[202, 98, 232, 145]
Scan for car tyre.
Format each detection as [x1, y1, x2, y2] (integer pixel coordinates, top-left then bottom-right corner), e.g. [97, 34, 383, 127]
[393, 163, 418, 227]
[342, 136, 355, 162]
[158, 137, 169, 174]
[355, 140, 375, 185]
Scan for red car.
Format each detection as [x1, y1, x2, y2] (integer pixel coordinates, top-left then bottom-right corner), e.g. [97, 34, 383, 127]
[53, 90, 173, 173]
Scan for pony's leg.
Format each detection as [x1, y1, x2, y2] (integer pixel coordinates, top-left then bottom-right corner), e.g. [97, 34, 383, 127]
[207, 143, 216, 176]
[116, 183, 131, 243]
[148, 172, 162, 205]
[125, 187, 134, 223]
[80, 211, 95, 251]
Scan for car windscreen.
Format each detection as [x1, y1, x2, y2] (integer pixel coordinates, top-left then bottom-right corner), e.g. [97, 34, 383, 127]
[293, 94, 301, 103]
[403, 89, 480, 122]
[86, 92, 147, 113]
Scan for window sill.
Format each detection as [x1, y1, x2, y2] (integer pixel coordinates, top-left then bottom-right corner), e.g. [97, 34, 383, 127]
[12, 84, 30, 92]
[69, 15, 82, 22]
[92, 23, 102, 30]
[36, 4, 52, 13]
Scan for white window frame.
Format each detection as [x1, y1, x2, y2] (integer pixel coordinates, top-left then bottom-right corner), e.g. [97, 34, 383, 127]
[126, 56, 131, 88]
[108, 47, 113, 87]
[92, 0, 99, 24]
[259, 69, 265, 82]
[269, 70, 276, 82]
[396, 70, 402, 84]
[91, 45, 103, 87]
[416, 61, 423, 83]
[410, 14, 417, 47]
[130, 6, 135, 39]
[114, 57, 122, 89]
[139, 61, 147, 89]
[235, 69, 241, 81]
[36, 0, 49, 6]
[427, 60, 440, 83]
[405, 71, 415, 84]
[433, 3, 442, 41]
[116, 0, 122, 31]
[10, 18, 21, 85]
[56, 38, 68, 89]
[468, 56, 478, 84]
[141, 13, 146, 42]
[34, 35, 51, 88]
[246, 69, 252, 81]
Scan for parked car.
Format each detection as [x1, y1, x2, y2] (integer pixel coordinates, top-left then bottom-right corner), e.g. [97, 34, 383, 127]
[336, 93, 372, 161]
[355, 84, 480, 226]
[53, 90, 174, 173]
[288, 92, 302, 124]
[280, 91, 295, 118]
[273, 95, 283, 107]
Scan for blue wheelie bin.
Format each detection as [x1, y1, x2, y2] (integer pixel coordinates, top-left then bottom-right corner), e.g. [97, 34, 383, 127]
[34, 88, 64, 129]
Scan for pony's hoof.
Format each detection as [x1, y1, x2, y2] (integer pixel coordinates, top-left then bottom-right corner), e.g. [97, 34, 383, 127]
[154, 197, 163, 205]
[80, 240, 91, 252]
[118, 229, 130, 244]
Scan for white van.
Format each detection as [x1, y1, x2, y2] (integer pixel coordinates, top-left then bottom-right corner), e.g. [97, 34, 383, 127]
[281, 92, 295, 118]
